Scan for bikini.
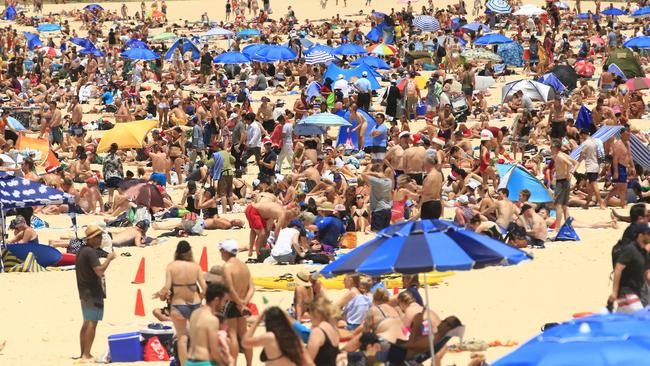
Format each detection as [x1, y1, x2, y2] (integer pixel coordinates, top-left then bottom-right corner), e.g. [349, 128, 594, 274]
[260, 349, 284, 363]
[171, 283, 201, 320]
[313, 327, 339, 366]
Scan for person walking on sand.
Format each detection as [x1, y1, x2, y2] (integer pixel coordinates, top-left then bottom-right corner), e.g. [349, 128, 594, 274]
[609, 224, 650, 313]
[220, 239, 255, 366]
[75, 225, 116, 362]
[551, 141, 578, 233]
[187, 283, 233, 366]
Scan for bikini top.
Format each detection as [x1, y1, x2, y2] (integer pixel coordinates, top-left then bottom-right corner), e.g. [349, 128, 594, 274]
[260, 349, 283, 363]
[314, 327, 339, 366]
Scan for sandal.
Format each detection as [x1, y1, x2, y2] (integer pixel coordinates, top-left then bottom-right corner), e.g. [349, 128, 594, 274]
[245, 258, 258, 264]
[120, 252, 132, 257]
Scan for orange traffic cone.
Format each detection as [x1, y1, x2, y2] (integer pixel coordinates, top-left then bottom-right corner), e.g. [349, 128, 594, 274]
[134, 289, 145, 317]
[199, 246, 208, 272]
[132, 258, 145, 284]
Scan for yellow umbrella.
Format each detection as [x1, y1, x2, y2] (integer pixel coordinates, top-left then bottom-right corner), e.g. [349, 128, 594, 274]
[414, 75, 427, 89]
[97, 120, 157, 153]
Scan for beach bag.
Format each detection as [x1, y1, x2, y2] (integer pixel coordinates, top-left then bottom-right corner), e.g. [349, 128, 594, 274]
[504, 222, 527, 248]
[341, 232, 357, 249]
[144, 336, 170, 362]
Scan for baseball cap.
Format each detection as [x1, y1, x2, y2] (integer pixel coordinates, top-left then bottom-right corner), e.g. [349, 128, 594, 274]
[480, 129, 494, 141]
[262, 137, 272, 145]
[362, 71, 368, 77]
[219, 239, 239, 255]
[458, 195, 469, 204]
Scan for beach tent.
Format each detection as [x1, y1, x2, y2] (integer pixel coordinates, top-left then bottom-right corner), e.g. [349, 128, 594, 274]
[366, 27, 382, 43]
[322, 64, 382, 90]
[570, 125, 650, 171]
[607, 63, 627, 80]
[554, 217, 581, 241]
[501, 79, 556, 102]
[305, 80, 322, 101]
[23, 32, 42, 50]
[97, 120, 157, 152]
[605, 48, 644, 78]
[335, 109, 359, 149]
[550, 65, 578, 90]
[164, 37, 201, 60]
[7, 252, 47, 272]
[351, 56, 391, 70]
[496, 42, 524, 67]
[537, 73, 567, 94]
[496, 164, 553, 203]
[5, 5, 16, 20]
[575, 105, 593, 130]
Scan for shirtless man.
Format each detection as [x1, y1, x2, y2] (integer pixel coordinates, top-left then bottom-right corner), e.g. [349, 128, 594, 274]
[244, 201, 300, 258]
[605, 127, 635, 208]
[547, 96, 566, 141]
[170, 100, 188, 126]
[402, 138, 426, 185]
[483, 188, 519, 229]
[300, 160, 321, 193]
[551, 140, 579, 232]
[187, 283, 232, 366]
[420, 153, 444, 219]
[220, 239, 255, 366]
[384, 131, 408, 178]
[518, 204, 548, 248]
[349, 104, 367, 149]
[148, 145, 171, 186]
[256, 96, 274, 133]
[111, 221, 157, 247]
[115, 99, 133, 123]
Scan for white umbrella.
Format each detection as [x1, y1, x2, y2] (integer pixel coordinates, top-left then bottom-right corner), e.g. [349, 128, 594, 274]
[413, 15, 441, 32]
[202, 26, 234, 38]
[513, 4, 546, 16]
[486, 0, 512, 14]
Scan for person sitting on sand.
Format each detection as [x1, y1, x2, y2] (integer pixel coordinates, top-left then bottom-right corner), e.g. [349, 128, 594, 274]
[78, 177, 104, 214]
[335, 274, 372, 331]
[7, 216, 38, 244]
[306, 296, 341, 366]
[293, 270, 326, 321]
[517, 204, 548, 248]
[111, 220, 157, 247]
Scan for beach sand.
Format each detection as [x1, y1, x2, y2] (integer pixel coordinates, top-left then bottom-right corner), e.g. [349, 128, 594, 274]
[0, 0, 624, 365]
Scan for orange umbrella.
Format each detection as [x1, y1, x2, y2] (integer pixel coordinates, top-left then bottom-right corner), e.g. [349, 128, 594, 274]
[16, 135, 49, 161]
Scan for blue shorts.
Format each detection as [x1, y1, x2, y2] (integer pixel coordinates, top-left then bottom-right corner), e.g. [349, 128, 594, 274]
[81, 298, 104, 321]
[150, 172, 167, 186]
[612, 165, 628, 183]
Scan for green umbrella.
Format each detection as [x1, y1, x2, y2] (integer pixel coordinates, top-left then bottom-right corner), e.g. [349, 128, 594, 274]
[151, 32, 177, 42]
[460, 48, 503, 63]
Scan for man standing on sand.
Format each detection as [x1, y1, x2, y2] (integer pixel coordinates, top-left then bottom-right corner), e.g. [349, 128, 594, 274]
[187, 283, 232, 366]
[220, 239, 255, 366]
[244, 201, 300, 259]
[551, 141, 578, 233]
[363, 163, 393, 232]
[420, 152, 443, 219]
[75, 225, 116, 362]
[609, 224, 650, 313]
[578, 129, 605, 209]
[402, 135, 426, 185]
[605, 127, 635, 209]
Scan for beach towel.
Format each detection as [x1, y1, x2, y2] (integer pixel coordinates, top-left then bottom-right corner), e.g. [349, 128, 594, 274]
[1, 249, 22, 268]
[7, 252, 47, 272]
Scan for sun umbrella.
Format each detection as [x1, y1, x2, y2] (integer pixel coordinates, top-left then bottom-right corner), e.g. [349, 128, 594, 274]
[413, 15, 440, 32]
[550, 64, 579, 90]
[574, 59, 595, 77]
[79, 47, 106, 57]
[37, 47, 61, 57]
[37, 23, 61, 32]
[602, 7, 627, 16]
[284, 37, 315, 49]
[304, 44, 334, 56]
[151, 32, 177, 42]
[213, 51, 251, 64]
[350, 55, 391, 70]
[486, 0, 512, 14]
[332, 43, 368, 56]
[125, 39, 150, 49]
[626, 77, 650, 91]
[252, 44, 297, 62]
[237, 28, 261, 38]
[305, 50, 335, 65]
[397, 76, 428, 92]
[513, 4, 546, 16]
[462, 22, 491, 33]
[297, 113, 351, 127]
[554, 1, 569, 9]
[83, 3, 104, 11]
[497, 42, 525, 67]
[589, 35, 606, 47]
[69, 37, 94, 49]
[203, 26, 234, 38]
[96, 120, 157, 152]
[241, 43, 265, 58]
[121, 47, 160, 60]
[367, 43, 396, 56]
[294, 123, 326, 136]
[461, 48, 502, 62]
[125, 183, 164, 208]
[631, 6, 650, 18]
[474, 33, 514, 45]
[624, 36, 650, 49]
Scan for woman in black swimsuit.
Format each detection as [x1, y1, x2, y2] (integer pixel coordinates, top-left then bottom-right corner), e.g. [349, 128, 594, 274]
[307, 297, 340, 366]
[242, 306, 309, 365]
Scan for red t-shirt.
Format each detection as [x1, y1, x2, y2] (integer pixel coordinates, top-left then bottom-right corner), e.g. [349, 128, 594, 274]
[270, 124, 283, 146]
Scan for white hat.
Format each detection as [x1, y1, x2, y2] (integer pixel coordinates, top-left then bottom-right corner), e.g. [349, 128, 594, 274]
[480, 129, 494, 141]
[398, 131, 410, 139]
[219, 239, 238, 255]
[431, 137, 445, 146]
[302, 159, 314, 167]
[458, 195, 469, 204]
[337, 74, 345, 79]
[362, 71, 368, 77]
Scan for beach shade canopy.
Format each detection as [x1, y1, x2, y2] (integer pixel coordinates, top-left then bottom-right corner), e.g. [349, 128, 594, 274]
[513, 4, 546, 16]
[305, 50, 335, 65]
[304, 44, 334, 56]
[96, 120, 157, 152]
[83, 3, 104, 11]
[605, 48, 644, 77]
[631, 6, 650, 18]
[624, 36, 650, 49]
[413, 15, 441, 32]
[125, 38, 150, 49]
[203, 27, 234, 38]
[323, 63, 382, 90]
[69, 37, 94, 49]
[5, 243, 62, 267]
[497, 42, 524, 66]
[626, 77, 650, 91]
[335, 109, 360, 149]
[602, 7, 627, 16]
[473, 33, 514, 45]
[537, 73, 567, 94]
[37, 46, 61, 57]
[23, 32, 43, 50]
[332, 43, 368, 56]
[351, 55, 391, 70]
[213, 51, 250, 64]
[151, 32, 178, 42]
[4, 5, 16, 20]
[320, 219, 531, 277]
[121, 47, 160, 60]
[237, 28, 261, 38]
[502, 79, 556, 102]
[575, 105, 593, 129]
[461, 48, 502, 62]
[252, 44, 297, 62]
[486, 0, 512, 14]
[37, 23, 61, 32]
[496, 164, 553, 202]
[367, 43, 396, 56]
[462, 22, 491, 33]
[492, 313, 650, 366]
[550, 65, 578, 90]
[554, 1, 569, 9]
[294, 123, 326, 136]
[79, 47, 106, 57]
[0, 175, 73, 209]
[366, 27, 382, 43]
[164, 37, 201, 60]
[7, 252, 47, 272]
[297, 113, 351, 127]
[608, 63, 627, 81]
[125, 183, 165, 208]
[570, 125, 650, 171]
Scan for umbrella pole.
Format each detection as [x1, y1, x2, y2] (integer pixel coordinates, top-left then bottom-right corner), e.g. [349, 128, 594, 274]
[423, 272, 437, 366]
[0, 205, 5, 272]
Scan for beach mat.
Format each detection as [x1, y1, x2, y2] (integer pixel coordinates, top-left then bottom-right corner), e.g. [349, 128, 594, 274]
[253, 272, 454, 290]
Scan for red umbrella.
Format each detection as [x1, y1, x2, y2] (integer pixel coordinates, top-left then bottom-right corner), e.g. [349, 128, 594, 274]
[626, 77, 650, 91]
[574, 60, 595, 77]
[124, 183, 164, 208]
[589, 35, 605, 47]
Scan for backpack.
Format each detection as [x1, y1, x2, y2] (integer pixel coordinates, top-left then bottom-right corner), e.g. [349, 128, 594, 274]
[504, 222, 528, 248]
[236, 89, 247, 103]
[611, 239, 632, 269]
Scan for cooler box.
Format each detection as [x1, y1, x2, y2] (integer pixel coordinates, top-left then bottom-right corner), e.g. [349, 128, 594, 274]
[108, 332, 143, 362]
[140, 326, 174, 353]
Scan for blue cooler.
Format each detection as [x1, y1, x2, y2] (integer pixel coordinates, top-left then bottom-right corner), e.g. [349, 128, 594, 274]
[108, 332, 143, 362]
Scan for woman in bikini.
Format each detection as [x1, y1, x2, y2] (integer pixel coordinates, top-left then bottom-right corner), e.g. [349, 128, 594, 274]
[351, 194, 370, 233]
[154, 241, 206, 366]
[307, 297, 340, 366]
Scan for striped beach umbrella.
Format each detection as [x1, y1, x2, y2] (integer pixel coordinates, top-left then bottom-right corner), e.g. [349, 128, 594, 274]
[305, 50, 334, 65]
[413, 15, 440, 32]
[574, 60, 595, 77]
[631, 6, 650, 18]
[367, 43, 396, 56]
[486, 0, 512, 14]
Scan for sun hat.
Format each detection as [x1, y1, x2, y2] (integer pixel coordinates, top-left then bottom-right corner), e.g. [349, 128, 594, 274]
[317, 201, 335, 212]
[302, 159, 314, 167]
[296, 271, 312, 286]
[204, 265, 224, 283]
[480, 129, 494, 141]
[219, 239, 238, 255]
[85, 224, 104, 239]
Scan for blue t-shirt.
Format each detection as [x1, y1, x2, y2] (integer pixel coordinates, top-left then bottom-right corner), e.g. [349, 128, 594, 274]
[370, 123, 387, 148]
[315, 215, 346, 249]
[102, 91, 114, 105]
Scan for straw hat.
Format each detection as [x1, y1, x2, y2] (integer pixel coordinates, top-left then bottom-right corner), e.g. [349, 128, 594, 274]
[295, 271, 312, 286]
[85, 224, 104, 239]
[317, 201, 335, 212]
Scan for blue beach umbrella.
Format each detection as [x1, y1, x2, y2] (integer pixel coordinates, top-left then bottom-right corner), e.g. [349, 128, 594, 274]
[23, 32, 42, 50]
[297, 113, 351, 127]
[69, 37, 94, 49]
[125, 39, 149, 49]
[121, 48, 160, 60]
[83, 3, 104, 11]
[602, 7, 627, 16]
[624, 36, 650, 49]
[242, 43, 265, 58]
[79, 48, 106, 57]
[351, 56, 391, 70]
[237, 29, 261, 38]
[37, 23, 61, 32]
[332, 43, 368, 56]
[474, 33, 513, 45]
[294, 123, 326, 136]
[304, 44, 334, 56]
[631, 6, 650, 18]
[252, 45, 297, 62]
[213, 51, 250, 64]
[496, 164, 553, 202]
[462, 22, 491, 33]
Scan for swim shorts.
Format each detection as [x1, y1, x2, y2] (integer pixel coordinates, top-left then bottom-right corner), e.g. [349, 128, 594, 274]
[420, 200, 442, 219]
[612, 165, 628, 184]
[222, 300, 243, 319]
[81, 297, 104, 321]
[554, 178, 570, 205]
[245, 205, 266, 230]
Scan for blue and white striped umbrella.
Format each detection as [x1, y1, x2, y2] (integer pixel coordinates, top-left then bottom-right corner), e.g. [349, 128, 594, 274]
[298, 113, 351, 127]
[305, 50, 334, 65]
[413, 15, 440, 32]
[486, 0, 512, 14]
[631, 6, 650, 18]
[320, 220, 531, 277]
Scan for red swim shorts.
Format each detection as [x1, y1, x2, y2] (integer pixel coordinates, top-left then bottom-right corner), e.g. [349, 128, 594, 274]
[245, 205, 266, 230]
